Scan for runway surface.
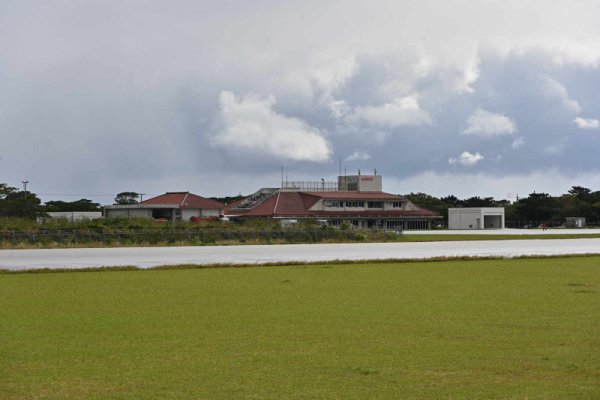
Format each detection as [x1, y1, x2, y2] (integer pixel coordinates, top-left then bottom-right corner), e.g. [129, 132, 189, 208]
[2, 238, 600, 271]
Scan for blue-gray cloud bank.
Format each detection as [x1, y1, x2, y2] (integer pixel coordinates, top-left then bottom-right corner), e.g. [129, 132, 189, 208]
[1, 1, 599, 202]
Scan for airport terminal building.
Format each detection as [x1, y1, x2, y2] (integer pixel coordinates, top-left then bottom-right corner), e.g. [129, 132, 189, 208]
[225, 174, 441, 230]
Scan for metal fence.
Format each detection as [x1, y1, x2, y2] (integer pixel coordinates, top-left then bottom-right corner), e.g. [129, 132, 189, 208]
[0, 228, 392, 246]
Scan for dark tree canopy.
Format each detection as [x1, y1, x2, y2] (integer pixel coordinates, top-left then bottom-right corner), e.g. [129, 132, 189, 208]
[0, 184, 42, 219]
[114, 192, 140, 205]
[43, 199, 101, 212]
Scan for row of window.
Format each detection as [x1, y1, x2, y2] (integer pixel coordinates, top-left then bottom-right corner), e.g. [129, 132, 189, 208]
[323, 200, 404, 209]
[328, 219, 430, 230]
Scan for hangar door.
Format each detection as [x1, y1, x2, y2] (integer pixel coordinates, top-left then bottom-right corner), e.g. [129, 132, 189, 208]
[483, 215, 501, 229]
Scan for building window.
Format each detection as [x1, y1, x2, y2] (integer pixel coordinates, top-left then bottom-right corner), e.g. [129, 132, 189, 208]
[391, 201, 403, 208]
[324, 200, 341, 208]
[345, 201, 364, 208]
[387, 220, 404, 229]
[367, 201, 383, 208]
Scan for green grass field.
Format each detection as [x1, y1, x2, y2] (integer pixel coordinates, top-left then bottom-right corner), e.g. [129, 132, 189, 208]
[1, 257, 599, 399]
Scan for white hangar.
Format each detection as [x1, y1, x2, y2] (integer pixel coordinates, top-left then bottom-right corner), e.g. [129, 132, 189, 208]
[448, 207, 505, 230]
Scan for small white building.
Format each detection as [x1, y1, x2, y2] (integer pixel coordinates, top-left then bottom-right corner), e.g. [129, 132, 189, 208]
[448, 207, 505, 230]
[40, 211, 103, 222]
[565, 217, 586, 228]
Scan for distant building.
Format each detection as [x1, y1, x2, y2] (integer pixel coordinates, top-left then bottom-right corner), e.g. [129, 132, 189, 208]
[104, 192, 224, 221]
[225, 174, 441, 230]
[42, 211, 102, 222]
[448, 207, 505, 230]
[565, 217, 586, 228]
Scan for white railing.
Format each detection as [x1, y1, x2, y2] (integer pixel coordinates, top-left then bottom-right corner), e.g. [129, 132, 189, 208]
[281, 181, 338, 191]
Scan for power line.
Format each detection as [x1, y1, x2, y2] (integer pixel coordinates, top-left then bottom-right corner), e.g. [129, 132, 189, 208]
[37, 193, 117, 197]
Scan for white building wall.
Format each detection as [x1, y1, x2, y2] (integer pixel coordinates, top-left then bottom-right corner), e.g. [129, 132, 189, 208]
[106, 209, 152, 219]
[448, 208, 505, 230]
[448, 209, 482, 229]
[47, 211, 102, 221]
[182, 209, 201, 220]
[200, 208, 222, 217]
[337, 175, 383, 191]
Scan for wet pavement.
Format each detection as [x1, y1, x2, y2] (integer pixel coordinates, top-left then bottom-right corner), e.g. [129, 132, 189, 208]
[2, 237, 600, 271]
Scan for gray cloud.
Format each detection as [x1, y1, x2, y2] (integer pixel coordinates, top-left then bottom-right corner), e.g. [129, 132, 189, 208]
[2, 1, 600, 202]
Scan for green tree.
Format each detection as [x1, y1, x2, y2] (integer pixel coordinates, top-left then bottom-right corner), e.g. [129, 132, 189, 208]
[568, 186, 592, 199]
[440, 195, 460, 207]
[460, 196, 498, 207]
[0, 184, 42, 219]
[114, 192, 140, 205]
[405, 193, 450, 219]
[43, 199, 101, 212]
[514, 192, 557, 222]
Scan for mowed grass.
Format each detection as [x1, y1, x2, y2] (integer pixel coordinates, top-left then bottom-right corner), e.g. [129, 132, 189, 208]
[399, 233, 600, 242]
[1, 257, 599, 399]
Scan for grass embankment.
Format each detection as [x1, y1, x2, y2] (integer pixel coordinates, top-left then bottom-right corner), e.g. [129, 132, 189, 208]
[1, 257, 599, 399]
[3, 232, 600, 250]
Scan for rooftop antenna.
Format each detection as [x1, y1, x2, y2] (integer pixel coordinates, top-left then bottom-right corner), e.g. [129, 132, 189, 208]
[374, 168, 377, 176]
[339, 158, 342, 177]
[281, 165, 284, 188]
[358, 168, 361, 176]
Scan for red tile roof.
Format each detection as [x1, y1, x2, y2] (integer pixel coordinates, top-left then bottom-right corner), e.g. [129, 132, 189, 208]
[142, 192, 224, 209]
[225, 190, 439, 218]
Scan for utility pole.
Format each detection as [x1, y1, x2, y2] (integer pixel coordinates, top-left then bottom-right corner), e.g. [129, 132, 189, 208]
[21, 180, 28, 192]
[139, 193, 146, 203]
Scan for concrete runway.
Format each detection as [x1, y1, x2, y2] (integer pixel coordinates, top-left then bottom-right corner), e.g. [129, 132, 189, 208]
[2, 238, 600, 271]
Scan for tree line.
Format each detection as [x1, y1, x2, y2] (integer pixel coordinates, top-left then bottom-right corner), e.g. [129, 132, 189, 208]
[405, 186, 600, 225]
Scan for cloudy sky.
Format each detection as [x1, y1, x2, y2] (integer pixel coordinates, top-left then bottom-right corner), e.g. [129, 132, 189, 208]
[2, 0, 600, 203]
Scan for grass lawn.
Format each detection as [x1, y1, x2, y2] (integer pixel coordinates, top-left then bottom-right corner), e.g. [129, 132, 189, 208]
[1, 257, 599, 399]
[399, 233, 600, 242]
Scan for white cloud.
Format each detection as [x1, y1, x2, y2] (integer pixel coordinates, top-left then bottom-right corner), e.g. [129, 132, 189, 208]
[448, 151, 484, 167]
[350, 95, 431, 128]
[573, 117, 600, 130]
[512, 137, 526, 149]
[313, 57, 357, 94]
[543, 142, 565, 155]
[462, 109, 516, 137]
[456, 53, 481, 94]
[345, 150, 371, 162]
[540, 76, 582, 114]
[212, 91, 331, 162]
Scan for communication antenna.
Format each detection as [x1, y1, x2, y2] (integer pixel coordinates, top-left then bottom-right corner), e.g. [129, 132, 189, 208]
[21, 180, 28, 192]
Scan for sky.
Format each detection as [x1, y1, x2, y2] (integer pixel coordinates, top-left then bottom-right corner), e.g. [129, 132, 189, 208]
[1, 0, 600, 204]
